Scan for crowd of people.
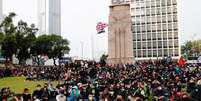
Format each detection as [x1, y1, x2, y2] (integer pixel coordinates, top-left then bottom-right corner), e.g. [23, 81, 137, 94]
[0, 60, 201, 101]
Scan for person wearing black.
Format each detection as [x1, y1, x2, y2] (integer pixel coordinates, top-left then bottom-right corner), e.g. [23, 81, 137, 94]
[22, 88, 31, 101]
[32, 84, 43, 100]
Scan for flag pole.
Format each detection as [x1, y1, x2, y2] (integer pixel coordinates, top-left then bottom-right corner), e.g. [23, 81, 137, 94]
[91, 34, 95, 61]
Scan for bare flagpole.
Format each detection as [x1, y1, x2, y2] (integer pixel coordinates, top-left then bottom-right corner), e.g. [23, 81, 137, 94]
[91, 34, 95, 61]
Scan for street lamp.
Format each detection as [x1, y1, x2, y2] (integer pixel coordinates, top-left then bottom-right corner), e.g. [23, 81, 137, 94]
[80, 41, 84, 60]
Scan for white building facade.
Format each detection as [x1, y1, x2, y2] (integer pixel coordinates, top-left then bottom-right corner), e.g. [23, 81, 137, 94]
[37, 0, 61, 35]
[131, 0, 180, 60]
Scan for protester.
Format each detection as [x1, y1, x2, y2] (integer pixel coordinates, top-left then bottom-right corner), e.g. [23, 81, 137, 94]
[0, 60, 200, 100]
[22, 88, 31, 101]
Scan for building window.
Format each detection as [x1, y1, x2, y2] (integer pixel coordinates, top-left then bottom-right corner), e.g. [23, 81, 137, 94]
[137, 50, 142, 57]
[141, 16, 146, 23]
[141, 8, 145, 15]
[163, 23, 167, 31]
[158, 49, 162, 57]
[133, 34, 136, 41]
[168, 23, 172, 30]
[137, 34, 141, 41]
[172, 0, 177, 5]
[173, 5, 177, 13]
[143, 50, 147, 57]
[147, 41, 152, 48]
[142, 34, 146, 40]
[158, 40, 162, 48]
[167, 0, 171, 6]
[146, 16, 151, 23]
[173, 14, 177, 22]
[157, 15, 161, 22]
[163, 31, 167, 39]
[153, 41, 157, 48]
[137, 42, 141, 49]
[173, 22, 178, 30]
[157, 23, 162, 31]
[168, 32, 173, 39]
[174, 40, 179, 47]
[174, 31, 178, 39]
[142, 41, 146, 49]
[146, 0, 151, 7]
[162, 7, 166, 14]
[151, 8, 155, 15]
[146, 8, 151, 15]
[147, 24, 151, 31]
[169, 40, 173, 48]
[136, 25, 141, 32]
[153, 49, 157, 57]
[164, 49, 168, 56]
[148, 49, 152, 57]
[135, 16, 141, 23]
[163, 40, 167, 48]
[147, 33, 151, 40]
[136, 9, 141, 15]
[134, 2, 141, 8]
[161, 0, 166, 6]
[169, 49, 173, 56]
[156, 7, 161, 15]
[168, 14, 172, 22]
[167, 6, 172, 14]
[152, 24, 157, 31]
[157, 32, 162, 40]
[151, 0, 155, 7]
[133, 50, 136, 57]
[174, 48, 179, 56]
[133, 42, 136, 49]
[152, 32, 157, 40]
[162, 15, 166, 22]
[141, 25, 146, 31]
[156, 0, 160, 7]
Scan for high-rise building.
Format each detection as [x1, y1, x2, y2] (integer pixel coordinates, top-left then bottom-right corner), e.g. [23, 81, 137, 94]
[131, 0, 180, 60]
[37, 0, 61, 35]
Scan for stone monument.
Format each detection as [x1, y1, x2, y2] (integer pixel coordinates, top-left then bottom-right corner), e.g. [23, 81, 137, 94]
[107, 0, 134, 64]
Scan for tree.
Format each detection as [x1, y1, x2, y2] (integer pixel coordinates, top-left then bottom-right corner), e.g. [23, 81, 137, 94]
[31, 34, 51, 65]
[181, 40, 201, 57]
[31, 34, 70, 66]
[48, 34, 70, 66]
[100, 54, 108, 66]
[15, 20, 38, 65]
[0, 32, 4, 44]
[0, 12, 17, 62]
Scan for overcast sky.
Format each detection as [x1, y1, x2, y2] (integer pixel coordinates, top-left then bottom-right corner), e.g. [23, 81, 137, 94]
[2, 0, 201, 59]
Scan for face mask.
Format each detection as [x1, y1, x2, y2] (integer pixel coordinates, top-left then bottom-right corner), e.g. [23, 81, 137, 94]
[37, 87, 41, 90]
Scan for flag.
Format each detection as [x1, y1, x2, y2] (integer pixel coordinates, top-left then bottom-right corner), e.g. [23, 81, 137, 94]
[96, 22, 107, 34]
[178, 56, 186, 67]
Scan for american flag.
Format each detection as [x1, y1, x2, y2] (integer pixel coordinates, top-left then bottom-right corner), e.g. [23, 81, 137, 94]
[96, 22, 107, 34]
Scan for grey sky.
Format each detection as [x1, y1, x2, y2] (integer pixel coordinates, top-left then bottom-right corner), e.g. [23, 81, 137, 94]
[3, 0, 201, 59]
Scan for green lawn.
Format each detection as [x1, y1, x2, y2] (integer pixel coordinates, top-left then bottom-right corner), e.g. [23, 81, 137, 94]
[0, 76, 57, 93]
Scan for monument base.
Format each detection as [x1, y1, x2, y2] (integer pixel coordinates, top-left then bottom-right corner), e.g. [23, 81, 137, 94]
[107, 57, 134, 64]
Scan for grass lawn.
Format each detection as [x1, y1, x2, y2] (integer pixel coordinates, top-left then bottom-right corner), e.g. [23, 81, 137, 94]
[0, 76, 58, 93]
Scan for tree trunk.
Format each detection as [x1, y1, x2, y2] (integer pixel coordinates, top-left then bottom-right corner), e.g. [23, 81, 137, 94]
[9, 56, 13, 64]
[37, 56, 40, 66]
[53, 58, 57, 66]
[19, 59, 26, 66]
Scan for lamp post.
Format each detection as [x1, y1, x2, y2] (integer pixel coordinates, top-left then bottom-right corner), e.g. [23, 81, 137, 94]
[81, 41, 84, 60]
